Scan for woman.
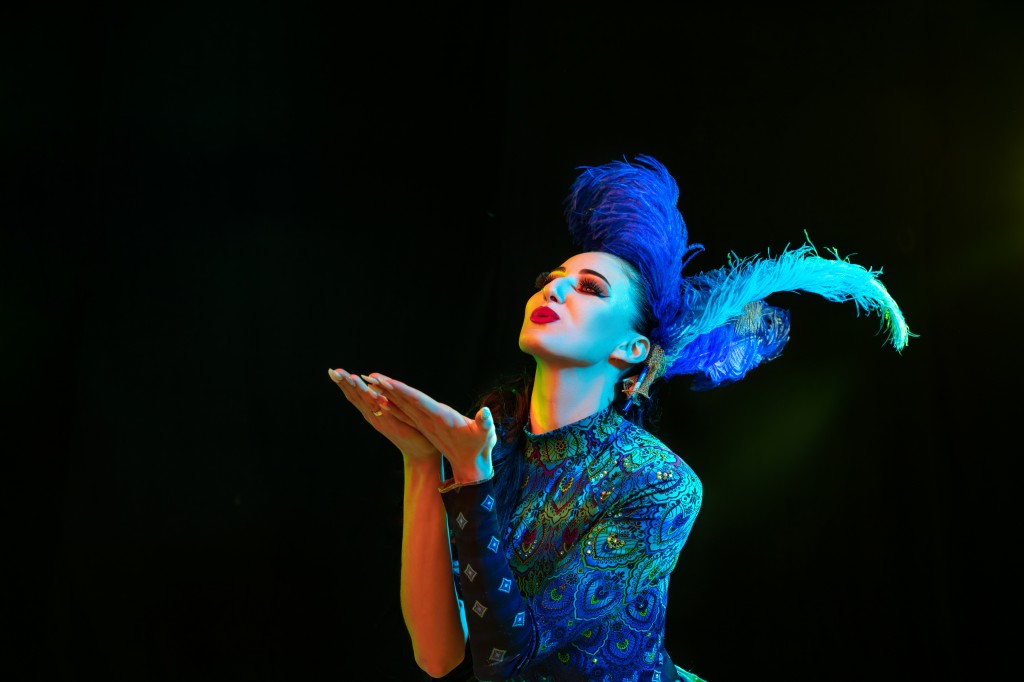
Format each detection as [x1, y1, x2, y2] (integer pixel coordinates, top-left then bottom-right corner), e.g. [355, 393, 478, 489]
[328, 156, 910, 682]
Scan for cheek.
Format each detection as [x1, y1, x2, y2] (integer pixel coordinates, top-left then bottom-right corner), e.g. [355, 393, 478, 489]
[574, 308, 622, 343]
[585, 307, 638, 346]
[587, 303, 635, 337]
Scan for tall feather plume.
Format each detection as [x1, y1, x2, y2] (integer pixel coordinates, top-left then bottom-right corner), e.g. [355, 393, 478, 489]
[564, 154, 703, 353]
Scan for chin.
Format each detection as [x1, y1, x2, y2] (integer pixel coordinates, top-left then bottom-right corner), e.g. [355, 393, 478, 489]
[518, 333, 550, 359]
[518, 339, 581, 367]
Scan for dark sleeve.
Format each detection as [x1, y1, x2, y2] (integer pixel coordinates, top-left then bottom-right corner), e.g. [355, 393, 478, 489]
[440, 479, 537, 681]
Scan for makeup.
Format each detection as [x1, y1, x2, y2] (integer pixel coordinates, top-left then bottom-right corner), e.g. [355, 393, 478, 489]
[530, 306, 560, 324]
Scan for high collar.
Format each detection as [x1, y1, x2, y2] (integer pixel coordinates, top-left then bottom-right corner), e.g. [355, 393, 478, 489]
[522, 403, 626, 465]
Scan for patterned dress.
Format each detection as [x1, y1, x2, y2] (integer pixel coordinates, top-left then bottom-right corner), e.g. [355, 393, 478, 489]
[439, 405, 706, 682]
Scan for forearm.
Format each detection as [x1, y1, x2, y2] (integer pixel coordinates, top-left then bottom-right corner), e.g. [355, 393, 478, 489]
[400, 455, 467, 678]
[440, 478, 536, 680]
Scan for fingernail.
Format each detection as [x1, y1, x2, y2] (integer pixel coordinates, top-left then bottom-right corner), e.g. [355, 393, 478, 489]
[377, 375, 394, 390]
[328, 368, 341, 381]
[360, 374, 379, 385]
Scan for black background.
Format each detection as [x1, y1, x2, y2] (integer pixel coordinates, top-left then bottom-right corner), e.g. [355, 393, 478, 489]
[4, 2, 1021, 680]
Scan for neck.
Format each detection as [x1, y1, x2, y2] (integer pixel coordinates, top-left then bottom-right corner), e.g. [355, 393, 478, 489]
[528, 361, 619, 434]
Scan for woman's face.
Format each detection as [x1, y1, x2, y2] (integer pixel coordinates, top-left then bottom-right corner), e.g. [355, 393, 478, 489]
[518, 251, 648, 368]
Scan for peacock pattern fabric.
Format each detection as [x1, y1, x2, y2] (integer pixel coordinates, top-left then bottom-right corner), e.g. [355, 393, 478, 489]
[439, 404, 703, 682]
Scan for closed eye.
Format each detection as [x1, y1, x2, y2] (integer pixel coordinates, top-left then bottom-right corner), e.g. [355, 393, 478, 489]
[534, 271, 608, 297]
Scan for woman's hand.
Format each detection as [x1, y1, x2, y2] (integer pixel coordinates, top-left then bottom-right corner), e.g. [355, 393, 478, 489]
[328, 368, 438, 462]
[364, 372, 497, 484]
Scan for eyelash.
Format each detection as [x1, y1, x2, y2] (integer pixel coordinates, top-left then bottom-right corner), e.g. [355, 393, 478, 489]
[534, 271, 606, 297]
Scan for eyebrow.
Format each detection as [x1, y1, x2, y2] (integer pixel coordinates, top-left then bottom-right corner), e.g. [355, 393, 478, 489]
[551, 266, 612, 288]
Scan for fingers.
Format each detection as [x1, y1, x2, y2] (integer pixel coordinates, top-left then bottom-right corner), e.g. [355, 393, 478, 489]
[328, 367, 356, 397]
[362, 374, 421, 416]
[477, 406, 497, 445]
[353, 373, 401, 418]
[368, 373, 448, 423]
[330, 368, 380, 400]
[351, 371, 485, 439]
[351, 372, 497, 462]
[475, 406, 493, 428]
[360, 374, 393, 391]
[329, 368, 389, 420]
[378, 398, 417, 428]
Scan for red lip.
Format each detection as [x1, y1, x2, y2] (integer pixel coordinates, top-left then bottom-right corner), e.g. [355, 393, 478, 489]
[530, 306, 560, 323]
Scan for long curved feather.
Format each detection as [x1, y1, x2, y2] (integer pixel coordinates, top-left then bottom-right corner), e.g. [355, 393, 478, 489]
[664, 241, 912, 382]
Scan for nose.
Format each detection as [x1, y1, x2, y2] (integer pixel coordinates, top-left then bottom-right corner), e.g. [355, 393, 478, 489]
[542, 274, 570, 303]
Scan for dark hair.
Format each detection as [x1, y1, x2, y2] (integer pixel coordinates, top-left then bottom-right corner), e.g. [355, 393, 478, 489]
[460, 368, 532, 537]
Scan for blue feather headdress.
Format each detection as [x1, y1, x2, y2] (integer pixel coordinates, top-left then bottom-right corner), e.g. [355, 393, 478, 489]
[564, 155, 911, 397]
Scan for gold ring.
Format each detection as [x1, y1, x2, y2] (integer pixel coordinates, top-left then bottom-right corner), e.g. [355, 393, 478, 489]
[372, 410, 384, 417]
